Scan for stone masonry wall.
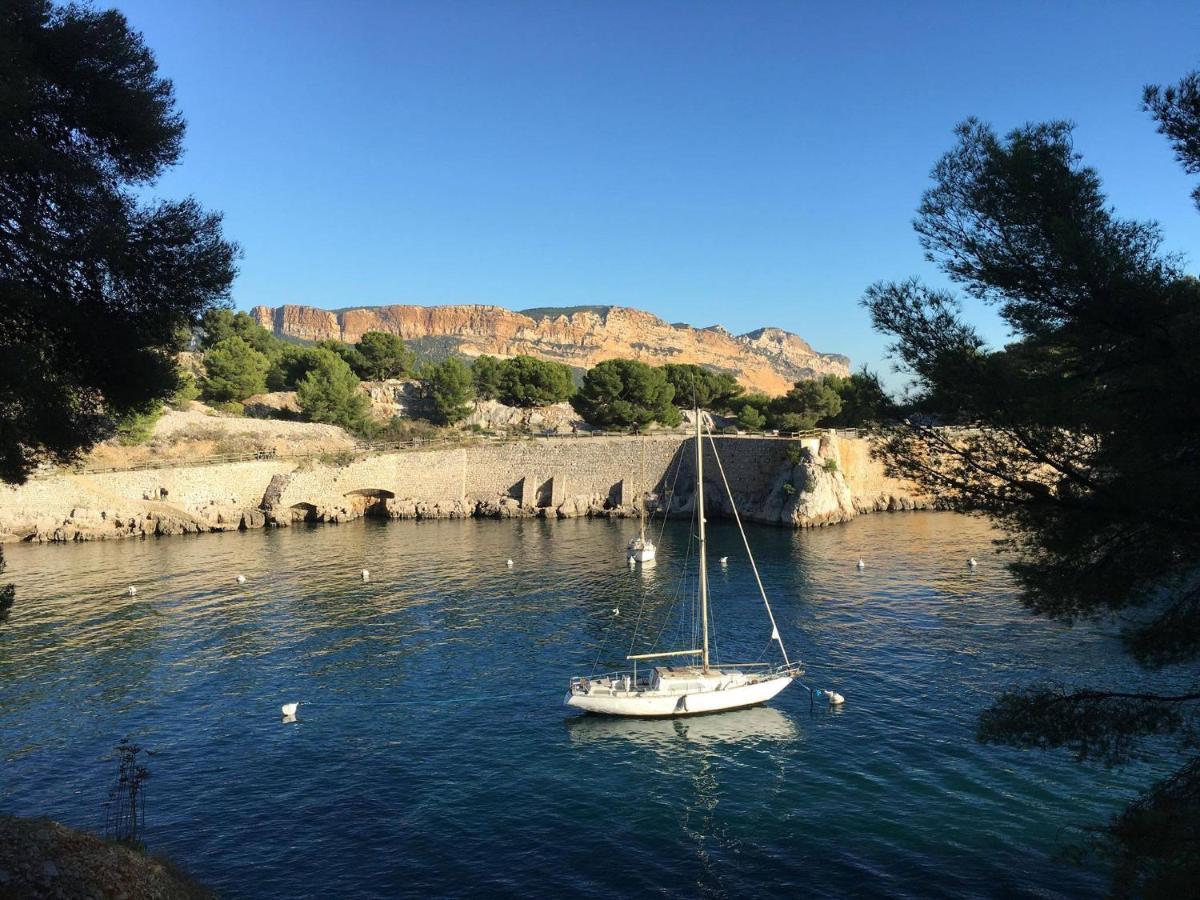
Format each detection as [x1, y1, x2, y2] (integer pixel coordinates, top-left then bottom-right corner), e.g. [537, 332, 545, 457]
[0, 434, 928, 542]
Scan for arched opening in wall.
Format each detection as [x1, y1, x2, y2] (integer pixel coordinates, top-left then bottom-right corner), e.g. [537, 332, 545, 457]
[344, 488, 395, 518]
[290, 502, 319, 523]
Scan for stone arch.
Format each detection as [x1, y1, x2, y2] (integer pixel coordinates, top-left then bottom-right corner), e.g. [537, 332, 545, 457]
[290, 502, 319, 523]
[343, 488, 395, 518]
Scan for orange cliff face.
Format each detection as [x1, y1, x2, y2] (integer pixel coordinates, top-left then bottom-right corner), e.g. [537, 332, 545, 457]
[251, 304, 851, 395]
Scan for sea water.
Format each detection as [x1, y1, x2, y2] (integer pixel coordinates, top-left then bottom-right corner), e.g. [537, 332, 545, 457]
[0, 514, 1168, 898]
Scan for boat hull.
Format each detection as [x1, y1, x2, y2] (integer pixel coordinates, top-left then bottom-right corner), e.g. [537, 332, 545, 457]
[628, 546, 656, 562]
[565, 674, 793, 718]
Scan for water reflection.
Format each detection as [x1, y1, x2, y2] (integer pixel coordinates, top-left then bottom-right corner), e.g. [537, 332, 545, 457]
[565, 705, 801, 750]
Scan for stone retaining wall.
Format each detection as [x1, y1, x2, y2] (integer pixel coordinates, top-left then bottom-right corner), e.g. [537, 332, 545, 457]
[0, 434, 928, 542]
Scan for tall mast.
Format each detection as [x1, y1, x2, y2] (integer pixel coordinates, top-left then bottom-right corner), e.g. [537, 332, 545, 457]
[695, 407, 710, 673]
[639, 436, 646, 541]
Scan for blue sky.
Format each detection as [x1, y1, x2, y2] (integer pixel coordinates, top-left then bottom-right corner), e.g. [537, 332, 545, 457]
[121, 0, 1200, 380]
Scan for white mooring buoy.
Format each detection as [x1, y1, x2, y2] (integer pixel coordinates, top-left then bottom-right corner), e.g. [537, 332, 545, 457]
[612, 608, 620, 617]
[126, 586, 137, 596]
[281, 702, 299, 722]
[361, 569, 370, 582]
[506, 559, 514, 568]
[856, 559, 865, 570]
[719, 556, 729, 567]
[827, 690, 845, 706]
[236, 574, 246, 584]
[968, 557, 978, 568]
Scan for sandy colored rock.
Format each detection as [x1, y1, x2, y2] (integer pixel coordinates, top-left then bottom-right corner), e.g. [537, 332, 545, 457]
[252, 303, 850, 394]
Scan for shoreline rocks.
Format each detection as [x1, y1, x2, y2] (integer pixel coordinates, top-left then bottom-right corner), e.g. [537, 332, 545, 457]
[0, 432, 932, 544]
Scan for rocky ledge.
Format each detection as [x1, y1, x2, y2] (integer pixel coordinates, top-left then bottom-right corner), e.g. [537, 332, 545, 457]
[0, 815, 212, 899]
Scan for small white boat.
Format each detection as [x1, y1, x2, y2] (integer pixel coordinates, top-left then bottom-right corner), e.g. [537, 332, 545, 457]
[627, 438, 657, 562]
[627, 534, 656, 562]
[569, 408, 801, 717]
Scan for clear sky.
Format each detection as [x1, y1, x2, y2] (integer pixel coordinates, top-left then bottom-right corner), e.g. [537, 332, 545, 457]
[119, 0, 1200, 380]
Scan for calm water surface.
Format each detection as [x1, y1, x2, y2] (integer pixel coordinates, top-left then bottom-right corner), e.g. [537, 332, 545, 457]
[0, 513, 1165, 898]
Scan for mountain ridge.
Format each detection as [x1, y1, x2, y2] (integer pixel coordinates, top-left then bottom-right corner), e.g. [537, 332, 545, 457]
[251, 303, 850, 394]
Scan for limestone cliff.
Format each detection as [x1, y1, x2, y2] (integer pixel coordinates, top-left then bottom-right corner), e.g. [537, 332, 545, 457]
[251, 303, 849, 395]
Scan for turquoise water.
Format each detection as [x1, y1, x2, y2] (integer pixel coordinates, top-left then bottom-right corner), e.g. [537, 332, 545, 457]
[0, 513, 1164, 898]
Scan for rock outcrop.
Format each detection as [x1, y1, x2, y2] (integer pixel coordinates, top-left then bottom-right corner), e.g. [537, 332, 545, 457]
[252, 304, 850, 395]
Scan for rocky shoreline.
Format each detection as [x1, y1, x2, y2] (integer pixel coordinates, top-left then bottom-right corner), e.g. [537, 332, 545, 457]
[1, 432, 933, 544]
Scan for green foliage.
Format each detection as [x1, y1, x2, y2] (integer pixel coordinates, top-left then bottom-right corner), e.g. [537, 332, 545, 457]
[354, 331, 415, 380]
[267, 344, 325, 392]
[737, 403, 767, 430]
[0, 547, 14, 623]
[771, 380, 842, 430]
[0, 1, 237, 483]
[784, 443, 810, 466]
[660, 364, 745, 411]
[198, 310, 278, 358]
[295, 351, 371, 432]
[1144, 71, 1200, 211]
[115, 404, 164, 446]
[315, 340, 369, 379]
[821, 369, 897, 426]
[496, 355, 574, 407]
[169, 372, 201, 410]
[822, 458, 839, 473]
[862, 75, 1200, 896]
[202, 336, 269, 402]
[571, 359, 679, 429]
[472, 355, 503, 400]
[419, 358, 474, 424]
[370, 416, 446, 444]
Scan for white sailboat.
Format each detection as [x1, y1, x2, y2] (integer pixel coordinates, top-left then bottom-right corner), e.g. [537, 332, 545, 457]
[568, 410, 801, 717]
[627, 437, 657, 562]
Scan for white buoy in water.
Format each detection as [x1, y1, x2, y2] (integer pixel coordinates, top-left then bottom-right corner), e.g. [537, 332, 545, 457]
[719, 556, 728, 567]
[612, 608, 620, 616]
[827, 691, 845, 705]
[361, 569, 370, 582]
[506, 559, 514, 568]
[236, 574, 246, 584]
[968, 557, 977, 568]
[856, 559, 865, 570]
[126, 586, 137, 596]
[281, 702, 299, 722]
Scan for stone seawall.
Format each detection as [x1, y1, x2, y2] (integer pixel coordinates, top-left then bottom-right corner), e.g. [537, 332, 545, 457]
[0, 434, 930, 543]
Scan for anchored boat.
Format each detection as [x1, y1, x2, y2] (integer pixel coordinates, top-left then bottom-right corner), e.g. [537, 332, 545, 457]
[627, 437, 657, 562]
[567, 409, 802, 717]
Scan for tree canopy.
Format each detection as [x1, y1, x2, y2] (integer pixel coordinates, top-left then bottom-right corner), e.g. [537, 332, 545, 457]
[571, 359, 680, 429]
[354, 331, 415, 381]
[296, 351, 371, 432]
[496, 355, 574, 407]
[770, 379, 842, 431]
[862, 73, 1200, 894]
[419, 358, 474, 424]
[0, 0, 238, 482]
[201, 336, 269, 403]
[821, 369, 896, 427]
[660, 364, 744, 411]
[471, 355, 503, 401]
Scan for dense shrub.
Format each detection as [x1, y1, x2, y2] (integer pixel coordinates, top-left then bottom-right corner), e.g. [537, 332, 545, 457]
[661, 363, 744, 411]
[472, 355, 502, 400]
[354, 331, 415, 380]
[296, 351, 372, 432]
[571, 359, 680, 429]
[419, 358, 474, 424]
[496, 355, 574, 407]
[202, 336, 270, 402]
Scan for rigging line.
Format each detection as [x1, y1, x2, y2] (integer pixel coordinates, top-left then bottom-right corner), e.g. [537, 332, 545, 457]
[705, 426, 792, 668]
[652, 438, 685, 545]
